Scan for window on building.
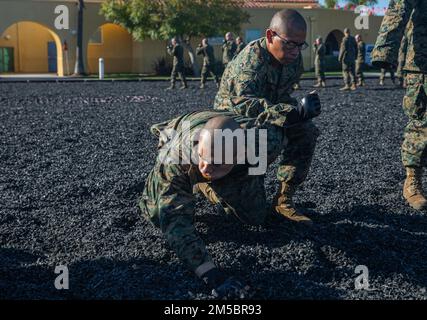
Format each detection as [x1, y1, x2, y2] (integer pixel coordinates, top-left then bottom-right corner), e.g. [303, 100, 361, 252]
[245, 29, 262, 43]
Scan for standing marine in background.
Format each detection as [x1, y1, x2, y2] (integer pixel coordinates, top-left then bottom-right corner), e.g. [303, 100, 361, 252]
[235, 37, 246, 56]
[222, 32, 237, 71]
[372, 0, 427, 211]
[313, 36, 326, 88]
[355, 34, 366, 87]
[379, 67, 396, 86]
[166, 37, 188, 90]
[196, 38, 220, 89]
[338, 28, 357, 91]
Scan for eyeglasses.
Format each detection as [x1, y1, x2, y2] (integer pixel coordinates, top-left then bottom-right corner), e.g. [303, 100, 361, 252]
[273, 31, 308, 51]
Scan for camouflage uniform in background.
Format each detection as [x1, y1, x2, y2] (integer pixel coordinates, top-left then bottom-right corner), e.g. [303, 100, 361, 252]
[372, 0, 427, 169]
[313, 42, 326, 85]
[167, 42, 188, 88]
[338, 34, 358, 88]
[356, 40, 366, 85]
[380, 67, 396, 84]
[235, 40, 247, 56]
[214, 37, 319, 190]
[196, 43, 220, 88]
[222, 40, 237, 70]
[396, 33, 409, 87]
[139, 108, 298, 274]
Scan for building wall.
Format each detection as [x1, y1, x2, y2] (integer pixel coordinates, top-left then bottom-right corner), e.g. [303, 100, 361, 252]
[0, 22, 56, 73]
[0, 0, 385, 76]
[87, 23, 133, 74]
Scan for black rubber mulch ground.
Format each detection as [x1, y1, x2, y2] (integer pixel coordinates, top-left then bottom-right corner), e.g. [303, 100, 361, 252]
[0, 79, 426, 300]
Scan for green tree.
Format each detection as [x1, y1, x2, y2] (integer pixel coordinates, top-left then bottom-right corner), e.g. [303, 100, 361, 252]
[345, 0, 378, 5]
[101, 0, 250, 75]
[324, 0, 338, 8]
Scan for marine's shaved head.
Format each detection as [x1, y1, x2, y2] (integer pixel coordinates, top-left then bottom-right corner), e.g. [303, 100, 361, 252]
[203, 116, 240, 132]
[269, 9, 307, 37]
[199, 116, 241, 157]
[197, 116, 241, 180]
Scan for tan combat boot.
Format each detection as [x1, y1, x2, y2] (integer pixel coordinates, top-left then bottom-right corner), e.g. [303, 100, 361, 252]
[403, 167, 427, 210]
[339, 85, 350, 91]
[350, 83, 357, 91]
[273, 183, 313, 225]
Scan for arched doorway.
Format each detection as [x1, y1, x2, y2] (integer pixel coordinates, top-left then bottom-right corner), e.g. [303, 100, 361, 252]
[0, 21, 64, 76]
[325, 29, 344, 56]
[87, 23, 133, 74]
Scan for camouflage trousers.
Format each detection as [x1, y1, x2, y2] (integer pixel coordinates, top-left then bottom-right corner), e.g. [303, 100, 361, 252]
[342, 62, 356, 86]
[201, 64, 220, 85]
[315, 61, 325, 82]
[401, 73, 427, 168]
[380, 68, 395, 82]
[139, 163, 213, 272]
[197, 170, 267, 226]
[171, 64, 187, 86]
[278, 120, 320, 186]
[356, 61, 365, 82]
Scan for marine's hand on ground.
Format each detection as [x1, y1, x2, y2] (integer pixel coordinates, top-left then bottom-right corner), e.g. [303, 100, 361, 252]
[212, 277, 253, 300]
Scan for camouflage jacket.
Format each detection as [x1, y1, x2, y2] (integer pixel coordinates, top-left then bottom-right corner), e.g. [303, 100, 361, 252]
[167, 43, 185, 67]
[338, 35, 357, 65]
[236, 42, 247, 56]
[398, 34, 409, 66]
[222, 40, 237, 64]
[371, 0, 426, 74]
[313, 43, 326, 65]
[357, 41, 366, 63]
[196, 44, 216, 66]
[214, 37, 303, 118]
[144, 110, 294, 272]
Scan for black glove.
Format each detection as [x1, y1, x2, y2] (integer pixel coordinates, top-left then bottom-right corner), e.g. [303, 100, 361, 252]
[212, 277, 252, 299]
[201, 268, 252, 299]
[298, 91, 321, 121]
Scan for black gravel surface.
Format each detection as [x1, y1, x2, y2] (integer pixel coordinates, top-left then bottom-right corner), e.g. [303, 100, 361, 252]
[0, 79, 426, 300]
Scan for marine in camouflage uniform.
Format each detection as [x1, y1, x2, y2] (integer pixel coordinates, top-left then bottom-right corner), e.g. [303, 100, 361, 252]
[167, 38, 188, 90]
[355, 34, 366, 87]
[338, 28, 358, 91]
[214, 36, 319, 224]
[139, 107, 304, 281]
[196, 39, 220, 89]
[379, 67, 396, 85]
[222, 32, 237, 71]
[235, 37, 246, 56]
[396, 32, 409, 88]
[372, 0, 427, 211]
[313, 37, 326, 88]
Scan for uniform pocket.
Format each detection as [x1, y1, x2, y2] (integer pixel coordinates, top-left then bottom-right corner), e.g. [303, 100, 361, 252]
[403, 74, 426, 120]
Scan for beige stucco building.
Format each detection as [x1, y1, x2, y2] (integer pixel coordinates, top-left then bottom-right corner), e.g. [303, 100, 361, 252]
[0, 0, 384, 76]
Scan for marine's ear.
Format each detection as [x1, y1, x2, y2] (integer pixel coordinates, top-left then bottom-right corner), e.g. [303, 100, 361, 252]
[266, 29, 275, 44]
